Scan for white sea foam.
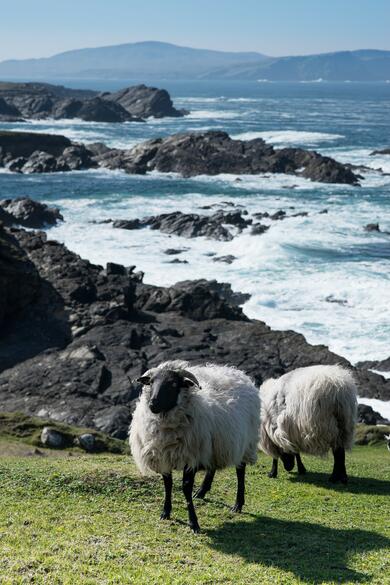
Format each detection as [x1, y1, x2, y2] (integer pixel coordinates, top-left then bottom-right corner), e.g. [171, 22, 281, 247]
[357, 397, 390, 421]
[186, 110, 239, 120]
[232, 130, 344, 146]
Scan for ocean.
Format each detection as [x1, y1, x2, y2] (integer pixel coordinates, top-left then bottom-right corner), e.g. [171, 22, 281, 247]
[1, 80, 389, 367]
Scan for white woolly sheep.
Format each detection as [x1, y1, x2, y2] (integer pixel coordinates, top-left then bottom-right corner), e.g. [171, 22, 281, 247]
[259, 364, 357, 483]
[129, 360, 260, 532]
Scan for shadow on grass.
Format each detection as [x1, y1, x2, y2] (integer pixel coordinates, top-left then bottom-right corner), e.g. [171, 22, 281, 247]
[207, 515, 389, 583]
[287, 471, 390, 496]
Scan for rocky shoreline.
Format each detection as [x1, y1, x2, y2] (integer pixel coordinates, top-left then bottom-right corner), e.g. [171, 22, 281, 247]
[0, 81, 187, 122]
[0, 129, 361, 184]
[0, 201, 389, 439]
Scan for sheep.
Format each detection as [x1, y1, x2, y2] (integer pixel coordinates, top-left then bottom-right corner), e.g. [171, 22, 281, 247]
[129, 360, 260, 532]
[385, 434, 390, 452]
[259, 364, 357, 483]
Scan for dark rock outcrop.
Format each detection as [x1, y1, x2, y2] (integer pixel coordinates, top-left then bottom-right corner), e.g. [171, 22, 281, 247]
[370, 148, 390, 156]
[0, 97, 22, 121]
[364, 223, 381, 232]
[357, 404, 390, 425]
[51, 97, 142, 123]
[1, 130, 361, 185]
[0, 198, 63, 228]
[0, 81, 183, 122]
[0, 131, 96, 173]
[97, 130, 361, 185]
[0, 226, 388, 439]
[357, 356, 390, 372]
[102, 84, 187, 118]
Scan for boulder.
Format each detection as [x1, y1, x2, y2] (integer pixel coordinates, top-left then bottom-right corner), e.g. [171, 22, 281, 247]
[358, 404, 390, 425]
[52, 97, 143, 123]
[364, 223, 381, 232]
[212, 255, 237, 264]
[251, 223, 269, 235]
[102, 84, 187, 118]
[41, 426, 72, 448]
[0, 198, 63, 228]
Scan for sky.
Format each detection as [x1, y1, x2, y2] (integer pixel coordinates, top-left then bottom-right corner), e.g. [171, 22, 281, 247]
[0, 0, 389, 62]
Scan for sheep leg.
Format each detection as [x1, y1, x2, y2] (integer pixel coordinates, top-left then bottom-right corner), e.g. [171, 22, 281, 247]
[296, 453, 307, 475]
[329, 447, 348, 484]
[160, 473, 172, 520]
[194, 469, 216, 499]
[231, 462, 246, 513]
[182, 466, 200, 533]
[268, 458, 278, 478]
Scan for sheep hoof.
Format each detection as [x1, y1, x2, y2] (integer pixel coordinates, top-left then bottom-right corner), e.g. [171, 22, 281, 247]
[190, 523, 201, 533]
[160, 511, 171, 520]
[231, 504, 243, 513]
[268, 471, 277, 479]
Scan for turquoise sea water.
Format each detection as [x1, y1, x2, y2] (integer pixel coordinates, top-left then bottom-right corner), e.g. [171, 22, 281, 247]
[1, 81, 389, 364]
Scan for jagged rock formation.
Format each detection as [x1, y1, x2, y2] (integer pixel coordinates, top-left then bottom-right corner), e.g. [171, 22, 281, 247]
[0, 220, 388, 439]
[0, 130, 361, 185]
[0, 81, 186, 122]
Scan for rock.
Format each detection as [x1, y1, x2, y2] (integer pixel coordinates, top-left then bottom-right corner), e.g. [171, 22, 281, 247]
[76, 433, 98, 452]
[118, 131, 360, 184]
[168, 258, 188, 264]
[325, 295, 348, 306]
[356, 356, 390, 372]
[0, 97, 22, 121]
[319, 209, 328, 214]
[364, 223, 380, 232]
[251, 223, 269, 235]
[270, 210, 287, 220]
[112, 219, 143, 230]
[102, 84, 187, 118]
[212, 255, 237, 264]
[52, 97, 142, 123]
[370, 148, 390, 156]
[357, 404, 390, 425]
[0, 224, 40, 334]
[0, 198, 63, 228]
[0, 227, 388, 439]
[41, 426, 72, 448]
[0, 81, 181, 122]
[163, 248, 188, 255]
[115, 211, 235, 241]
[0, 130, 361, 185]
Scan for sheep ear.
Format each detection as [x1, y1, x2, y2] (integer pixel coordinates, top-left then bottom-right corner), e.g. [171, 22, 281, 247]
[182, 377, 199, 389]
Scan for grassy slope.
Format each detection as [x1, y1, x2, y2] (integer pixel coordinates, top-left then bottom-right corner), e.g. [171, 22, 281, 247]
[0, 446, 389, 585]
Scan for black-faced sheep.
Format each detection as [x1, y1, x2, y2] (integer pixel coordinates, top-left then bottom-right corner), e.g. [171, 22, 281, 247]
[129, 360, 260, 532]
[259, 364, 357, 483]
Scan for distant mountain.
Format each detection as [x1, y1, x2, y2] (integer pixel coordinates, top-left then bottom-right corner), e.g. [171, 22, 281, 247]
[0, 41, 268, 80]
[201, 50, 390, 81]
[0, 42, 389, 82]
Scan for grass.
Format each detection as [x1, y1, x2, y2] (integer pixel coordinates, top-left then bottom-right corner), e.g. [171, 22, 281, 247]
[0, 412, 127, 455]
[0, 446, 389, 584]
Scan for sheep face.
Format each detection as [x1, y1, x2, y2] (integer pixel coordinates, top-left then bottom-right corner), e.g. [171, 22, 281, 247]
[138, 369, 199, 414]
[280, 452, 295, 471]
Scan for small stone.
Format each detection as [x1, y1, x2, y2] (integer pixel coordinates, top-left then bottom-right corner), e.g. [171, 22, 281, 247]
[41, 427, 71, 449]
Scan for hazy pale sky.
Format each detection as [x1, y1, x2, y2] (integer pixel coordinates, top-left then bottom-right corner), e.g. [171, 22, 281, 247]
[0, 0, 389, 62]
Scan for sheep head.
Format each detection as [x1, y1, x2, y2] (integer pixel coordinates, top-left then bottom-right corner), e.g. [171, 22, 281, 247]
[137, 368, 200, 414]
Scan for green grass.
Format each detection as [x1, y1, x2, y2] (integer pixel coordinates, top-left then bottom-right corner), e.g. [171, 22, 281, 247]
[0, 446, 389, 584]
[0, 412, 127, 455]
